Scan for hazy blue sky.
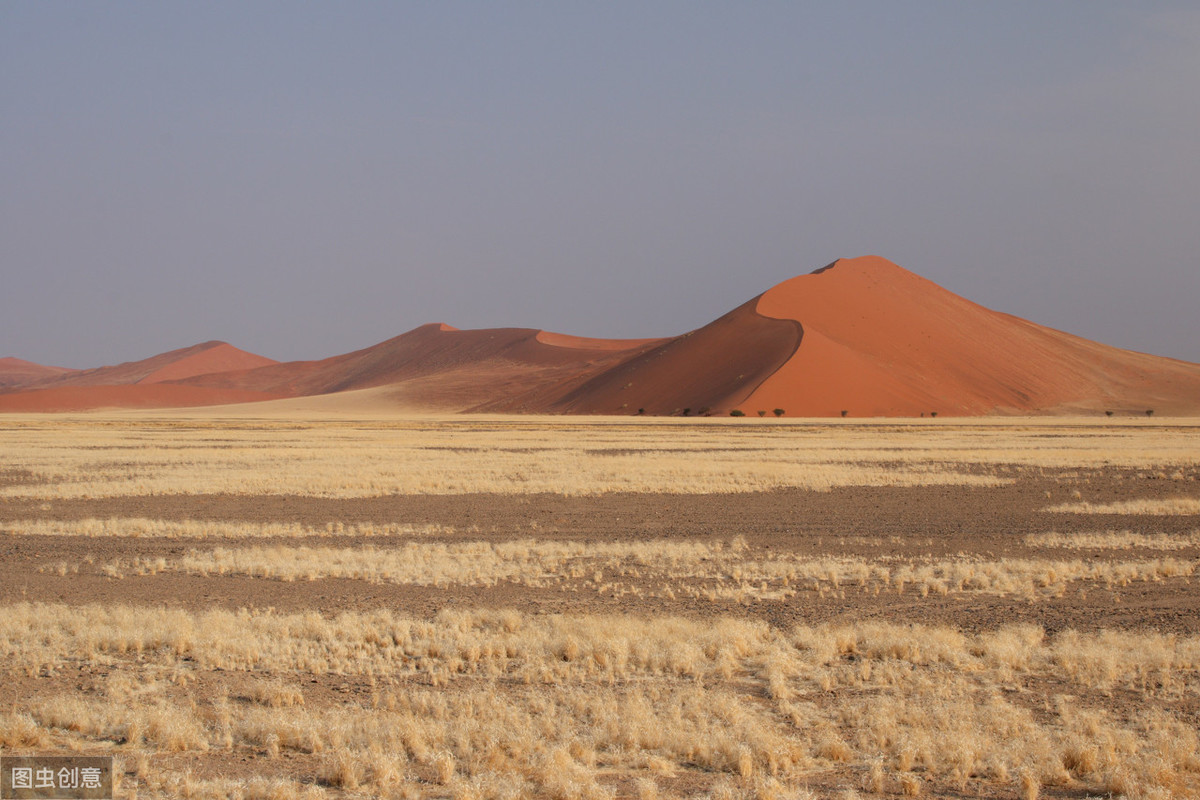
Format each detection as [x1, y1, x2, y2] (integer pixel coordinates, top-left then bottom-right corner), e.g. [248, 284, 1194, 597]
[4, 2, 1198, 367]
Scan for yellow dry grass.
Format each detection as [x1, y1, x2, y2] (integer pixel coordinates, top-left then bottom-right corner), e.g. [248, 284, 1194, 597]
[0, 415, 1193, 500]
[0, 415, 1194, 502]
[1025, 530, 1200, 550]
[4, 414, 1200, 798]
[1046, 498, 1200, 515]
[3, 603, 1199, 799]
[97, 539, 1199, 603]
[0, 417, 1031, 498]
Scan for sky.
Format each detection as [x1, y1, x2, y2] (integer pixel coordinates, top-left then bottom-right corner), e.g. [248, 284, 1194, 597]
[3, 2, 1199, 368]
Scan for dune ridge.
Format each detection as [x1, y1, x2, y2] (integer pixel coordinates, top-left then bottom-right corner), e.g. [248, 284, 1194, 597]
[7, 341, 277, 393]
[0, 357, 77, 391]
[175, 324, 666, 409]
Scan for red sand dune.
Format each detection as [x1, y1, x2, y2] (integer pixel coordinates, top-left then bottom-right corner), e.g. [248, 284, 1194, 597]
[176, 324, 666, 412]
[5, 256, 1199, 415]
[0, 341, 280, 412]
[139, 342, 277, 384]
[542, 255, 1200, 416]
[12, 341, 277, 392]
[0, 357, 77, 391]
[743, 256, 1200, 416]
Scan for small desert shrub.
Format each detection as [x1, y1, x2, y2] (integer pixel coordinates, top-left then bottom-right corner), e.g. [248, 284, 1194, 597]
[0, 712, 49, 747]
[248, 681, 304, 708]
[773, 409, 784, 417]
[730, 410, 746, 417]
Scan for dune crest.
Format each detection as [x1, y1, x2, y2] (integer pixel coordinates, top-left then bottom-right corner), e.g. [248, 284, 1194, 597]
[535, 331, 666, 351]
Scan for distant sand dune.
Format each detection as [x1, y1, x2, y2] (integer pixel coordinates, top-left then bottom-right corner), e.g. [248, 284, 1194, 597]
[0, 357, 76, 391]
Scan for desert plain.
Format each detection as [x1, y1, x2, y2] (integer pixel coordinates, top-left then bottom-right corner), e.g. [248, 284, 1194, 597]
[2, 411, 1199, 800]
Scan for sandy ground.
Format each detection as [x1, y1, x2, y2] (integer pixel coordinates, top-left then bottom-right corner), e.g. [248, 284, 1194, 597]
[3, 466, 1199, 634]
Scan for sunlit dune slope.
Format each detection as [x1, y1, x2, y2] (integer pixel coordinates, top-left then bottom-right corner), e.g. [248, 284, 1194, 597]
[742, 256, 1200, 416]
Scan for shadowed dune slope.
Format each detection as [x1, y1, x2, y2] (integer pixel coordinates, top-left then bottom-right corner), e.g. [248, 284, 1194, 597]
[743, 256, 1200, 416]
[178, 324, 666, 411]
[537, 298, 802, 415]
[0, 357, 77, 391]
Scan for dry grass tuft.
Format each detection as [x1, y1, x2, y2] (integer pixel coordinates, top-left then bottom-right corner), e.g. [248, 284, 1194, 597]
[247, 680, 304, 708]
[1026, 530, 1200, 550]
[1046, 497, 1200, 515]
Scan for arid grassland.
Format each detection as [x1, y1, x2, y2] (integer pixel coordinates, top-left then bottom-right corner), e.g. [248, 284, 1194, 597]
[2, 414, 1200, 799]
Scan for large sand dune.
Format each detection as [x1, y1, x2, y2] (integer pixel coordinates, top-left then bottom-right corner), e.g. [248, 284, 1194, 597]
[6, 341, 276, 392]
[4, 256, 1199, 415]
[0, 357, 76, 391]
[744, 256, 1200, 416]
